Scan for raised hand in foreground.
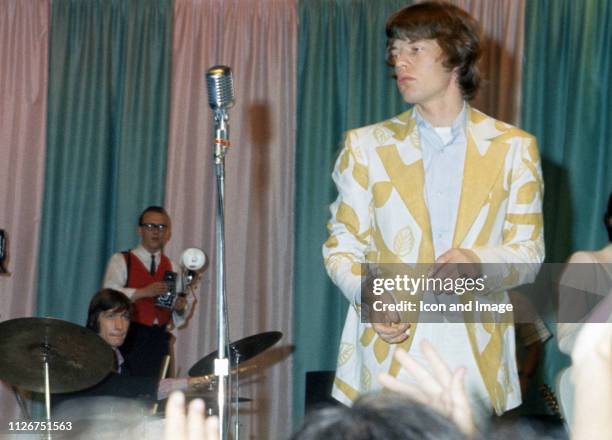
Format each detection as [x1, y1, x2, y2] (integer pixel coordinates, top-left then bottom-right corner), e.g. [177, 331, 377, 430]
[165, 391, 219, 440]
[378, 339, 475, 437]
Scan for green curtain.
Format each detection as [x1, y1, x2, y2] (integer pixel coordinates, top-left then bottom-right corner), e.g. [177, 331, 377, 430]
[523, 0, 612, 261]
[37, 0, 173, 324]
[521, 0, 612, 394]
[293, 0, 411, 422]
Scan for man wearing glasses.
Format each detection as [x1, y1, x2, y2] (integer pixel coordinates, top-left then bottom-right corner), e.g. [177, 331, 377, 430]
[103, 206, 192, 377]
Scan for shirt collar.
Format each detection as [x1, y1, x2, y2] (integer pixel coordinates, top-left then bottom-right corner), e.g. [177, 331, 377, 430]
[414, 101, 467, 139]
[113, 347, 124, 373]
[135, 244, 162, 258]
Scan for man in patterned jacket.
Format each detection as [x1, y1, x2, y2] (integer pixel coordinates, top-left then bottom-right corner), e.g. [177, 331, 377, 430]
[323, 1, 544, 422]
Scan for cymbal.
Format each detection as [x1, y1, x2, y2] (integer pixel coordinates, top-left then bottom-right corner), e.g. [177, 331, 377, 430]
[184, 392, 252, 403]
[0, 317, 113, 393]
[189, 331, 282, 376]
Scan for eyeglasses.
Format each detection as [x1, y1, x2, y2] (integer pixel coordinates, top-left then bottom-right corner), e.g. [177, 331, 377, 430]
[140, 223, 168, 231]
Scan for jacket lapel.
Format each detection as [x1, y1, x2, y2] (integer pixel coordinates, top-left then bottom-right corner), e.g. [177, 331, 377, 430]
[452, 107, 509, 248]
[378, 110, 434, 262]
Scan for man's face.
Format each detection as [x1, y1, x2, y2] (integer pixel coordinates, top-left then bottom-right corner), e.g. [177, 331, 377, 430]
[138, 211, 171, 253]
[390, 38, 457, 107]
[98, 308, 130, 349]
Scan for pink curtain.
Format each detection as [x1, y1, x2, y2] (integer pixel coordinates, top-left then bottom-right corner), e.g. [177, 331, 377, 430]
[165, 0, 297, 438]
[452, 0, 526, 124]
[0, 0, 49, 424]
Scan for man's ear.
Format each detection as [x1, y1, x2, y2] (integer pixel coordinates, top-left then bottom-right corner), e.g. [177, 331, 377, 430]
[452, 66, 460, 78]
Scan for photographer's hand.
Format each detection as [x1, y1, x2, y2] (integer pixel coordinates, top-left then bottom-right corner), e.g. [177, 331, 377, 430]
[174, 295, 187, 312]
[133, 281, 168, 300]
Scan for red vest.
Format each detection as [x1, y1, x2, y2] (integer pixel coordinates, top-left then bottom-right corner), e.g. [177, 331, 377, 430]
[124, 252, 173, 326]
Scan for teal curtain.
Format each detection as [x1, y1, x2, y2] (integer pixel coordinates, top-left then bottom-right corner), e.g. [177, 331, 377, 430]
[522, 0, 612, 393]
[37, 0, 173, 324]
[293, 0, 411, 422]
[523, 0, 612, 260]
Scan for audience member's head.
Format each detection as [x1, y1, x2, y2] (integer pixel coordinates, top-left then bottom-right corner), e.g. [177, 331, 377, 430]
[86, 288, 132, 349]
[291, 393, 469, 440]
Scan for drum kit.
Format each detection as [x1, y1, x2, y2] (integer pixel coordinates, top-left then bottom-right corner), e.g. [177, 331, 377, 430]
[0, 316, 282, 438]
[186, 330, 282, 432]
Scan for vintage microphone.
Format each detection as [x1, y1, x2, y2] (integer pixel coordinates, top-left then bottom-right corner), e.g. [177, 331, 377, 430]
[206, 65, 234, 440]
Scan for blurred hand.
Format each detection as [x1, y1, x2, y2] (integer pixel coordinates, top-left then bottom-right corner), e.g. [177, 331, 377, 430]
[570, 323, 612, 440]
[572, 323, 612, 366]
[165, 392, 219, 440]
[174, 295, 187, 312]
[378, 340, 475, 436]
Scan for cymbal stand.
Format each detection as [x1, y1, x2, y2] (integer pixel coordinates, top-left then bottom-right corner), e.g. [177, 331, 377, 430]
[11, 386, 30, 420]
[42, 347, 52, 439]
[232, 348, 241, 440]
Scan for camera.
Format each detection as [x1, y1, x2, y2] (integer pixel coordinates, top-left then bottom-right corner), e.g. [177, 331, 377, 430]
[155, 270, 177, 309]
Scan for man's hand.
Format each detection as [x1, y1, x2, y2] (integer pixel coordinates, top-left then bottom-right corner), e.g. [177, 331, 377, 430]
[429, 248, 482, 289]
[372, 322, 410, 344]
[366, 288, 411, 344]
[378, 340, 475, 437]
[134, 281, 168, 300]
[174, 295, 187, 312]
[365, 288, 411, 344]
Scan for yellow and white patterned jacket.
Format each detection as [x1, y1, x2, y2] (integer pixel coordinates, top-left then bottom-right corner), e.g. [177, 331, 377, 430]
[323, 106, 544, 414]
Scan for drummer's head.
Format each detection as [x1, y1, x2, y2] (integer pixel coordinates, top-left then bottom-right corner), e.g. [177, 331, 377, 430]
[86, 289, 132, 349]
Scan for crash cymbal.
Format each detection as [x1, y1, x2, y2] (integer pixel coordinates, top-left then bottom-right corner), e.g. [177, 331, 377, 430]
[189, 331, 282, 376]
[183, 392, 252, 403]
[0, 317, 113, 393]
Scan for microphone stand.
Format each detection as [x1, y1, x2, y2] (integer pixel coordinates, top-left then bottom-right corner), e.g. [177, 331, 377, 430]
[213, 107, 231, 439]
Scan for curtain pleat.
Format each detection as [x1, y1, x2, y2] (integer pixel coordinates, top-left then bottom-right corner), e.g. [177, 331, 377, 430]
[0, 0, 50, 424]
[165, 1, 297, 438]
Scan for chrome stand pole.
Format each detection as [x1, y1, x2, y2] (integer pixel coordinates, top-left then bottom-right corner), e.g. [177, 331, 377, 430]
[213, 108, 231, 439]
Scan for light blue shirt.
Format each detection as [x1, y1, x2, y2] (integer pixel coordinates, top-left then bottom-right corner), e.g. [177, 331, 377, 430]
[415, 103, 468, 259]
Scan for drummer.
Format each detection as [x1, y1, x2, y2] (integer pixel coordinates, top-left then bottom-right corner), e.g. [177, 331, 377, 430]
[55, 289, 208, 405]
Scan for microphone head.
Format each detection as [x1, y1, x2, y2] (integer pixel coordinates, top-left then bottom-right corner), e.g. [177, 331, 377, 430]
[206, 65, 235, 110]
[181, 248, 207, 271]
